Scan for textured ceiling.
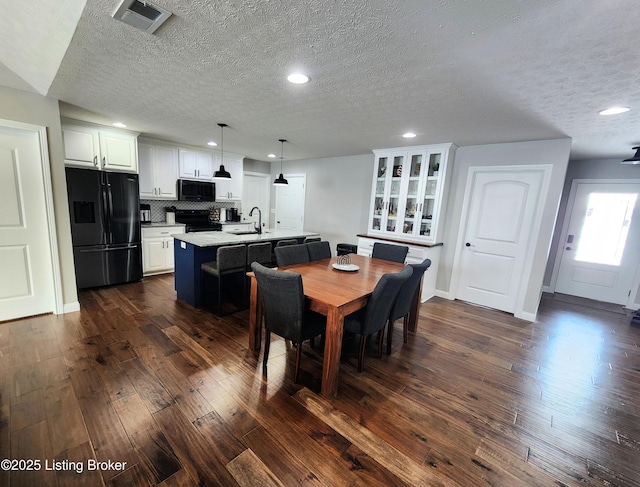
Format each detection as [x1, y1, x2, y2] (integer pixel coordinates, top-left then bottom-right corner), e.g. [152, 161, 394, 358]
[8, 1, 640, 161]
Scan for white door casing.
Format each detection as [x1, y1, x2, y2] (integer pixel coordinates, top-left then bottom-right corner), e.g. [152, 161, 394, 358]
[275, 174, 306, 232]
[0, 119, 62, 321]
[242, 172, 270, 230]
[554, 181, 640, 306]
[452, 165, 550, 315]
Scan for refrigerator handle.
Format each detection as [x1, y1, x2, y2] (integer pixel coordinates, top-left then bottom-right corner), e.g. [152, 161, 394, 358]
[100, 176, 111, 243]
[107, 182, 114, 243]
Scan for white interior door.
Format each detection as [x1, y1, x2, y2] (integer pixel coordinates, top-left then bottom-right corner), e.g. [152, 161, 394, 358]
[555, 182, 640, 305]
[454, 168, 545, 313]
[275, 175, 306, 231]
[242, 173, 270, 231]
[0, 123, 56, 321]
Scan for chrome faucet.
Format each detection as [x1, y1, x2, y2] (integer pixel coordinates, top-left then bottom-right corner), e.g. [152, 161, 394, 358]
[249, 206, 262, 234]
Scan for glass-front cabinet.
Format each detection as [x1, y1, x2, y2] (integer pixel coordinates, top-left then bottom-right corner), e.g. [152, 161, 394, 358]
[368, 144, 456, 244]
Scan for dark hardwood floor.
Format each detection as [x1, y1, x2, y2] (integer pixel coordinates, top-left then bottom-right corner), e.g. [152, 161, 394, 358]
[1, 274, 639, 486]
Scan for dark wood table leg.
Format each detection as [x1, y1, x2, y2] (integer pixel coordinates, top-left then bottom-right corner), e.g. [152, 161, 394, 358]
[321, 307, 344, 398]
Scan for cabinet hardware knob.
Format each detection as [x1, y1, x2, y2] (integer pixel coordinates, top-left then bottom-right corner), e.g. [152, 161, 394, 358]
[93, 156, 98, 166]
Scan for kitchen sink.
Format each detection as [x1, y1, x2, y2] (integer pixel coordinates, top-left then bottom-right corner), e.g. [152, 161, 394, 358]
[228, 230, 259, 235]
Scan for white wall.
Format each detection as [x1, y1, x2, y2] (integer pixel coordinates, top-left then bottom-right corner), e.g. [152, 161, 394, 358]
[438, 138, 572, 319]
[0, 86, 78, 308]
[270, 154, 373, 251]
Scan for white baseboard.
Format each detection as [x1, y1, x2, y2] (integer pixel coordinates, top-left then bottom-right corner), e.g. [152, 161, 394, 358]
[541, 285, 552, 293]
[515, 309, 536, 322]
[434, 289, 454, 300]
[62, 302, 80, 314]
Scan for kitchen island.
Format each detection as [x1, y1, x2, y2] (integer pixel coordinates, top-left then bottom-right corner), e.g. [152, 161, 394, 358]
[173, 230, 319, 307]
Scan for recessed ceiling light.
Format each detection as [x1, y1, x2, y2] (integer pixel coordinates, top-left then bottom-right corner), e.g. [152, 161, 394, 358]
[599, 106, 630, 115]
[403, 132, 417, 138]
[267, 153, 276, 158]
[287, 73, 309, 84]
[207, 141, 217, 146]
[112, 122, 127, 128]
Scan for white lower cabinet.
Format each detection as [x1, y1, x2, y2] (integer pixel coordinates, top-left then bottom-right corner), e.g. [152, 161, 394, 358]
[142, 226, 185, 276]
[357, 236, 441, 302]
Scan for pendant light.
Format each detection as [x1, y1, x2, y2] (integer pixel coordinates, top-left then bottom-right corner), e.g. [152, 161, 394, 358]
[213, 123, 231, 179]
[621, 146, 640, 165]
[273, 139, 288, 186]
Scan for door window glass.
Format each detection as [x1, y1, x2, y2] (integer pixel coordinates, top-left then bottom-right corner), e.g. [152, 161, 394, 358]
[575, 192, 637, 265]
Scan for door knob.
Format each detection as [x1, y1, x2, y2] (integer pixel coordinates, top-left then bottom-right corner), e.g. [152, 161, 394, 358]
[465, 242, 475, 247]
[565, 247, 572, 250]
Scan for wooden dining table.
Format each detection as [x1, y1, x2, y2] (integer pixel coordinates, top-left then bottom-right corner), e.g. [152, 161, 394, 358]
[247, 254, 420, 397]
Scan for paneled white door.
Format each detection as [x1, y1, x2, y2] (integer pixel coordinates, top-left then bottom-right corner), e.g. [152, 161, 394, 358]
[455, 168, 545, 313]
[555, 182, 640, 305]
[275, 175, 306, 232]
[242, 173, 270, 231]
[0, 123, 55, 321]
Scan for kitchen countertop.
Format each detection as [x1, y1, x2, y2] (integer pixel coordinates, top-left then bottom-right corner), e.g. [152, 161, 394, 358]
[142, 222, 186, 228]
[173, 229, 319, 248]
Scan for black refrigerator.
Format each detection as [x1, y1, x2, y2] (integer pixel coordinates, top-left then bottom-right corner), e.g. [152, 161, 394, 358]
[66, 167, 142, 289]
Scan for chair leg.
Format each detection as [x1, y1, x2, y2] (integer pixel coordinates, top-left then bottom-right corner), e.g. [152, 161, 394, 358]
[403, 315, 409, 343]
[217, 275, 222, 316]
[387, 319, 393, 355]
[263, 331, 271, 368]
[377, 327, 384, 358]
[294, 341, 302, 383]
[358, 335, 367, 372]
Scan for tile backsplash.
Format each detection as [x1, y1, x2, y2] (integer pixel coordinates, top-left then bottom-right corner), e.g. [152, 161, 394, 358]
[141, 199, 237, 223]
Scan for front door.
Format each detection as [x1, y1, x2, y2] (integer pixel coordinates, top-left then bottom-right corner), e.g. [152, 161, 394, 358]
[275, 174, 306, 232]
[0, 122, 56, 321]
[454, 167, 547, 313]
[555, 182, 640, 305]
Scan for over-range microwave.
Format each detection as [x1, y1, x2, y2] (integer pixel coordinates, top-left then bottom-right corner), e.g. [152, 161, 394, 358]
[178, 179, 215, 202]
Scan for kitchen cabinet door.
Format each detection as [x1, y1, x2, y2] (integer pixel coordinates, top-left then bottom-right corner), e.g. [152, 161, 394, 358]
[179, 149, 214, 180]
[139, 143, 178, 199]
[99, 131, 138, 172]
[138, 143, 155, 198]
[155, 146, 178, 198]
[143, 238, 168, 273]
[62, 125, 101, 168]
[215, 156, 243, 200]
[63, 122, 139, 173]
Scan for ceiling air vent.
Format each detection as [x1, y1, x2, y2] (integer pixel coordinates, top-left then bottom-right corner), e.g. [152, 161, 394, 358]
[113, 0, 172, 34]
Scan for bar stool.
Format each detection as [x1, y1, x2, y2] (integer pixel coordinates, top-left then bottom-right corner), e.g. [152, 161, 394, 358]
[247, 242, 273, 269]
[276, 239, 297, 247]
[201, 244, 247, 315]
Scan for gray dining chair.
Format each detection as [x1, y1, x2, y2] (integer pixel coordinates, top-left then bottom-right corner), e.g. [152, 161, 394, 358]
[201, 244, 247, 315]
[307, 240, 331, 261]
[274, 243, 310, 267]
[371, 242, 409, 263]
[251, 263, 326, 383]
[304, 236, 321, 243]
[276, 239, 298, 247]
[387, 258, 431, 354]
[343, 265, 413, 372]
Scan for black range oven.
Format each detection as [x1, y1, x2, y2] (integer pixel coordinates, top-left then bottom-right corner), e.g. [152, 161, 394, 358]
[174, 209, 222, 233]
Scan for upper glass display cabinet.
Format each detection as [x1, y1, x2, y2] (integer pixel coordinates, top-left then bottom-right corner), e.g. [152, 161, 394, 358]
[368, 144, 456, 244]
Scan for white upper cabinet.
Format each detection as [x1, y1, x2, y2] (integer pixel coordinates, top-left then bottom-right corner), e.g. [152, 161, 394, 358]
[138, 141, 178, 199]
[178, 149, 214, 180]
[367, 143, 456, 244]
[62, 121, 139, 173]
[214, 155, 244, 200]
